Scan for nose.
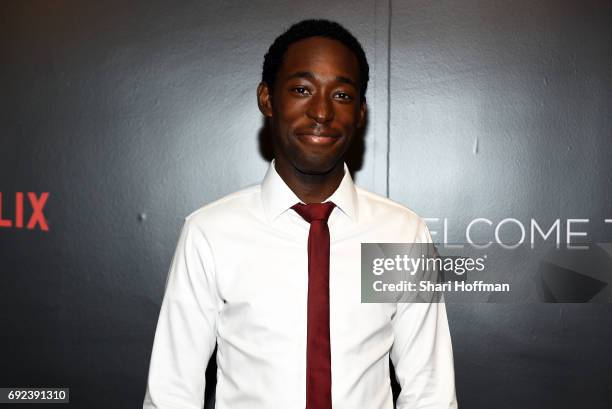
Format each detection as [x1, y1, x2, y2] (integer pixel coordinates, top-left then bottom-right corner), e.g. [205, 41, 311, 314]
[306, 93, 334, 124]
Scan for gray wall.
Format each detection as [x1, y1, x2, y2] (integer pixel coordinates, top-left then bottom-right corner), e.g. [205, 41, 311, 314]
[1, 1, 610, 408]
[390, 3, 612, 408]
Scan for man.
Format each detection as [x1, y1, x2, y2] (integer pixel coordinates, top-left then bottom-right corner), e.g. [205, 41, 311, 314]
[143, 19, 457, 409]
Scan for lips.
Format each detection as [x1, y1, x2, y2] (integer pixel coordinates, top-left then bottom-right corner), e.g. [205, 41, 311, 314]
[295, 129, 340, 146]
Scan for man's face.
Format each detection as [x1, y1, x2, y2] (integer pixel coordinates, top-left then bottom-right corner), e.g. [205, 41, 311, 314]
[258, 36, 366, 175]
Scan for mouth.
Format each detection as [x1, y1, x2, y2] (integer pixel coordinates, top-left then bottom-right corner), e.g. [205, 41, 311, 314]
[295, 130, 341, 146]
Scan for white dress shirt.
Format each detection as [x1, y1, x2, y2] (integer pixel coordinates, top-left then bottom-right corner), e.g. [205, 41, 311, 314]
[143, 160, 457, 409]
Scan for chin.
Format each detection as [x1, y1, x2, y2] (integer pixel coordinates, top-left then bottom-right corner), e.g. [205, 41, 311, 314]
[293, 156, 342, 175]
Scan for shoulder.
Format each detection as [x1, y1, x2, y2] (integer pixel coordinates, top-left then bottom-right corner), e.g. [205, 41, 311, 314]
[355, 186, 431, 241]
[356, 187, 422, 220]
[356, 186, 424, 223]
[183, 184, 263, 230]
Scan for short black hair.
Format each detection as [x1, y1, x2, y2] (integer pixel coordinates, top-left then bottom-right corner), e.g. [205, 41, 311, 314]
[262, 19, 369, 102]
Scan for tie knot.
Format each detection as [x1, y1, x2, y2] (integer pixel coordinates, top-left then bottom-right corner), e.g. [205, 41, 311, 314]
[292, 202, 336, 223]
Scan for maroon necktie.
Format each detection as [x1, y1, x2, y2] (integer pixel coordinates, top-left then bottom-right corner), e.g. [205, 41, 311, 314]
[292, 201, 336, 409]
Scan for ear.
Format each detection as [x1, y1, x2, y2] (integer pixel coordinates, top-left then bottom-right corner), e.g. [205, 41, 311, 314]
[257, 82, 273, 117]
[357, 99, 366, 129]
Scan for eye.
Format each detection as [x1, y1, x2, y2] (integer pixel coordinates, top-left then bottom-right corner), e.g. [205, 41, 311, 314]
[291, 86, 311, 96]
[334, 91, 354, 101]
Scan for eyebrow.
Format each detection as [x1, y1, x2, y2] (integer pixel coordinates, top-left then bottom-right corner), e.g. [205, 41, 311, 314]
[286, 71, 358, 89]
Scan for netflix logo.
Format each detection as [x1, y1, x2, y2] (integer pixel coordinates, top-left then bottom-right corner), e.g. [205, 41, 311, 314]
[0, 192, 49, 231]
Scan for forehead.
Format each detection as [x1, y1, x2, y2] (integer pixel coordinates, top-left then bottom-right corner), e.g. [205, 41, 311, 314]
[278, 36, 360, 82]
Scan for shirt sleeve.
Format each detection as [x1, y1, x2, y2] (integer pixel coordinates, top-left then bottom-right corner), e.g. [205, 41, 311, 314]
[143, 218, 221, 409]
[390, 220, 458, 409]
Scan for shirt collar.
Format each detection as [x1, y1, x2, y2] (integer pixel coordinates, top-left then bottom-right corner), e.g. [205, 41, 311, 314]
[261, 159, 359, 222]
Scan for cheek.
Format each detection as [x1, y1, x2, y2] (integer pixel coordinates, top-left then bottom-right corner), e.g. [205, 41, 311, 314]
[288, 102, 310, 122]
[275, 92, 306, 117]
[336, 106, 360, 129]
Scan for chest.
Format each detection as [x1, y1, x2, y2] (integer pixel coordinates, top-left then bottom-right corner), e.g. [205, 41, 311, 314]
[210, 222, 397, 340]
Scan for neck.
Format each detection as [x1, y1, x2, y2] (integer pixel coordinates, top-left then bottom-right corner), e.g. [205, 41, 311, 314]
[274, 158, 345, 204]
